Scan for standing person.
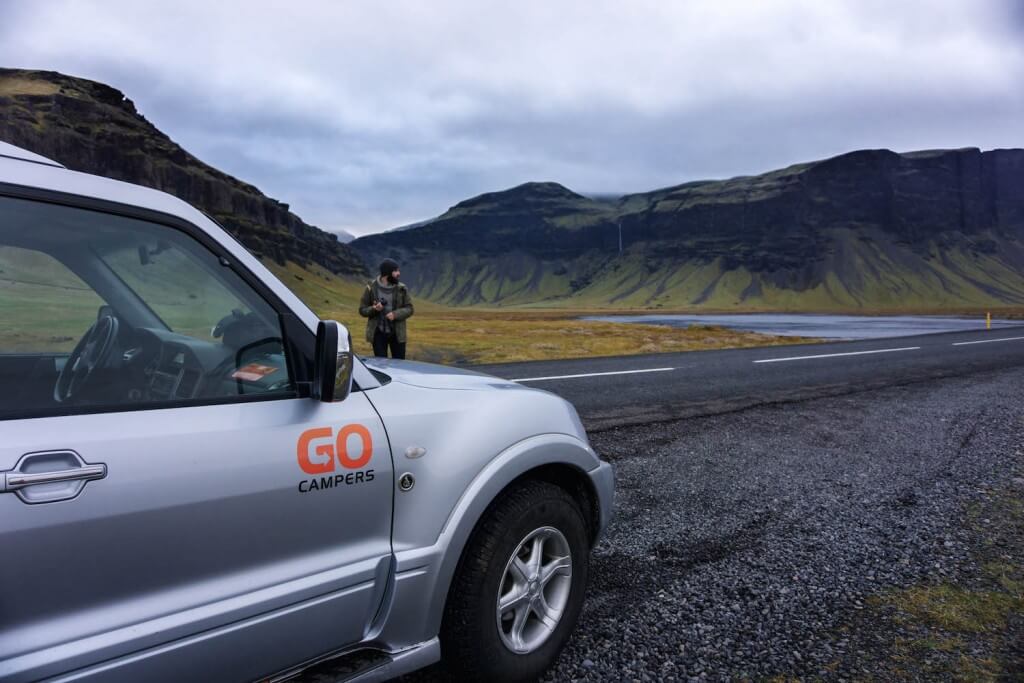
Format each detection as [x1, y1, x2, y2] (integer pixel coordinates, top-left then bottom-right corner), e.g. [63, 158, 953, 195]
[359, 258, 414, 359]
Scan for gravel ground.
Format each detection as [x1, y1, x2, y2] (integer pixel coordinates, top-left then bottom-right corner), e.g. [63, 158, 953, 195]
[539, 365, 1024, 681]
[384, 365, 1024, 682]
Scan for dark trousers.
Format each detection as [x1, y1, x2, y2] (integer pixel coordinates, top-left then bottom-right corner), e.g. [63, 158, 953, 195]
[373, 328, 406, 359]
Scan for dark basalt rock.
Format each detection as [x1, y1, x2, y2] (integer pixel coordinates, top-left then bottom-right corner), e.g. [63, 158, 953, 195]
[0, 68, 366, 279]
[353, 145, 1024, 306]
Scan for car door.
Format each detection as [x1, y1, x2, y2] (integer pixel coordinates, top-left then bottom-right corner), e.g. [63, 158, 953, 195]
[0, 195, 394, 683]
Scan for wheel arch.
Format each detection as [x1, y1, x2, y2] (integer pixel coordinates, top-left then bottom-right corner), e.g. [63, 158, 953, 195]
[504, 462, 601, 546]
[441, 461, 601, 605]
[387, 433, 601, 646]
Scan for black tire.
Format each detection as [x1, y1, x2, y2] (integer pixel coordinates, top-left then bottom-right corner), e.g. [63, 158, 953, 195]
[440, 480, 590, 682]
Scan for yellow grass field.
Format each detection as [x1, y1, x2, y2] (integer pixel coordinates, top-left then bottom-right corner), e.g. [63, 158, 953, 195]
[4, 253, 1014, 365]
[266, 260, 1024, 365]
[355, 311, 814, 365]
[267, 262, 816, 364]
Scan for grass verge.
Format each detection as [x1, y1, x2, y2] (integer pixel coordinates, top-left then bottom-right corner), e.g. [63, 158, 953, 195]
[860, 485, 1024, 681]
[267, 261, 818, 364]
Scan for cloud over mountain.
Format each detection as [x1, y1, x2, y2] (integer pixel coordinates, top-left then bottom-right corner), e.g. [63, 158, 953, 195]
[1, 1, 1021, 235]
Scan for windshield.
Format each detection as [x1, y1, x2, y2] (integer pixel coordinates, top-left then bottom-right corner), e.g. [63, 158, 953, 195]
[99, 240, 254, 341]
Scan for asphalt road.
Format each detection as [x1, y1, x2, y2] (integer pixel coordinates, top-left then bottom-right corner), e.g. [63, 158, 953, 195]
[391, 328, 1024, 681]
[302, 327, 1024, 682]
[473, 327, 1024, 430]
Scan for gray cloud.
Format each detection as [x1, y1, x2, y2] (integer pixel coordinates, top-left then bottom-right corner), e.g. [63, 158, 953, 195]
[1, 0, 1021, 236]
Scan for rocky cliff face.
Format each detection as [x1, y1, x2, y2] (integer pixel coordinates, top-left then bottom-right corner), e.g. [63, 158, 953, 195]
[381, 182, 616, 259]
[353, 147, 1024, 309]
[0, 68, 367, 278]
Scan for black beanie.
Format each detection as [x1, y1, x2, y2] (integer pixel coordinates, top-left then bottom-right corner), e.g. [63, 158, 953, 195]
[379, 258, 399, 277]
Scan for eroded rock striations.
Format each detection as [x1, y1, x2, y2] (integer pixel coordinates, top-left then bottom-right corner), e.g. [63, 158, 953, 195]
[0, 68, 366, 278]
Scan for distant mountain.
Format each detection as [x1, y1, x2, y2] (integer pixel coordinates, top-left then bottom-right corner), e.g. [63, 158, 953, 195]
[388, 217, 439, 233]
[333, 229, 356, 243]
[0, 68, 367, 279]
[352, 148, 1024, 310]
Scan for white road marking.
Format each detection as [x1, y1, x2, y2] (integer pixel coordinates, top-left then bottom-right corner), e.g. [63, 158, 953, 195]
[511, 367, 675, 383]
[952, 336, 1024, 346]
[753, 347, 921, 364]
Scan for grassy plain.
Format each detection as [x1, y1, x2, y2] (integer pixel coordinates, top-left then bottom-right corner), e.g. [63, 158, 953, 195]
[265, 261, 816, 364]
[8, 250, 1018, 364]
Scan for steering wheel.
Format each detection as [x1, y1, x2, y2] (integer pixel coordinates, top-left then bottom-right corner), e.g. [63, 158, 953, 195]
[54, 313, 120, 403]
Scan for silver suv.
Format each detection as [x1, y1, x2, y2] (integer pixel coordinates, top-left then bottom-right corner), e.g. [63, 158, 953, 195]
[0, 142, 613, 683]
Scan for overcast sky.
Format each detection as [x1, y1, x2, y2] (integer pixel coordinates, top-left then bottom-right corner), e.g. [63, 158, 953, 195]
[1, 1, 1022, 237]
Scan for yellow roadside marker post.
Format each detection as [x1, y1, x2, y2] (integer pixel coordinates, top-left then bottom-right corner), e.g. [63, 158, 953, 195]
[986, 311, 991, 330]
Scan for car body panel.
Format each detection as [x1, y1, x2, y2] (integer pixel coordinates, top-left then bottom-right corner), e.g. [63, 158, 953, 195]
[0, 141, 64, 167]
[0, 145, 613, 682]
[362, 358, 494, 389]
[0, 395, 395, 682]
[360, 361, 597, 555]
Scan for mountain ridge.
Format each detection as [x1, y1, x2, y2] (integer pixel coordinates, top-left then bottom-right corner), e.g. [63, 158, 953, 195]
[352, 146, 1024, 309]
[4, 68, 1020, 312]
[0, 68, 367, 278]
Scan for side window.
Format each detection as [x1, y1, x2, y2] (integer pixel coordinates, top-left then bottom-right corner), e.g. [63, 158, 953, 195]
[0, 246, 105, 353]
[0, 195, 296, 420]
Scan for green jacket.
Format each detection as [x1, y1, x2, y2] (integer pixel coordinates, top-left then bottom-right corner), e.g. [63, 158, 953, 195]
[359, 279, 414, 344]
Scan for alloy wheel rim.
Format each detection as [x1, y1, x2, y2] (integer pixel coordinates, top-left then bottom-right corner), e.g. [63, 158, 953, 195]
[495, 526, 573, 654]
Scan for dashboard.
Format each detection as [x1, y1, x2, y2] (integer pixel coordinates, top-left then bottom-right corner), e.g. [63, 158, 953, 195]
[147, 346, 206, 399]
[131, 327, 291, 401]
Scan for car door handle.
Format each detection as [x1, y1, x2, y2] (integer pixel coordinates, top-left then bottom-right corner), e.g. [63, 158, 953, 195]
[3, 464, 107, 491]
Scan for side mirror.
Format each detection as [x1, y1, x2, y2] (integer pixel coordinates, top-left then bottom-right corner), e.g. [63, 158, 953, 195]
[314, 321, 354, 402]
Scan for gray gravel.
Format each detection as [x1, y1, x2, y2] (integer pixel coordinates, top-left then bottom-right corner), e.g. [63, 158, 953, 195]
[541, 365, 1024, 681]
[379, 364, 1024, 682]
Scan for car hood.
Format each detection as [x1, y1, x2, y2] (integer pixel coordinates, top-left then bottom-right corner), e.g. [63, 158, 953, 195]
[361, 357, 524, 391]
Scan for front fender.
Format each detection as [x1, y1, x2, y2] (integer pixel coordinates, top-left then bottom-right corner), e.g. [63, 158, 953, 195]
[373, 432, 599, 648]
[365, 379, 595, 554]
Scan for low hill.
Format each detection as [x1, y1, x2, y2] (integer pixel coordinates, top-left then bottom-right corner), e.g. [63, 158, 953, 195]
[0, 68, 366, 279]
[353, 148, 1024, 310]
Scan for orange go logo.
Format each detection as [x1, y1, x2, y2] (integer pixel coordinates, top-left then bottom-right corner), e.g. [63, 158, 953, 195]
[297, 425, 373, 474]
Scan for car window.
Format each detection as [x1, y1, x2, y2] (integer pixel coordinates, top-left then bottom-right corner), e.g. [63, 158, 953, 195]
[101, 240, 256, 342]
[0, 195, 296, 420]
[0, 245, 105, 353]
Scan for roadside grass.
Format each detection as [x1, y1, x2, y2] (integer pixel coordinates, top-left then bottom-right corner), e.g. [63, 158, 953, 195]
[364, 314, 811, 365]
[265, 262, 1024, 363]
[884, 584, 1020, 634]
[264, 261, 816, 364]
[864, 486, 1024, 681]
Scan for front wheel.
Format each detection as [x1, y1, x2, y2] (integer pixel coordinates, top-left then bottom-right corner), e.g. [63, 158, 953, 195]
[440, 480, 590, 682]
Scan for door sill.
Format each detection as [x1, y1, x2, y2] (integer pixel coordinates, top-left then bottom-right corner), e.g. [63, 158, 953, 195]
[270, 638, 441, 683]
